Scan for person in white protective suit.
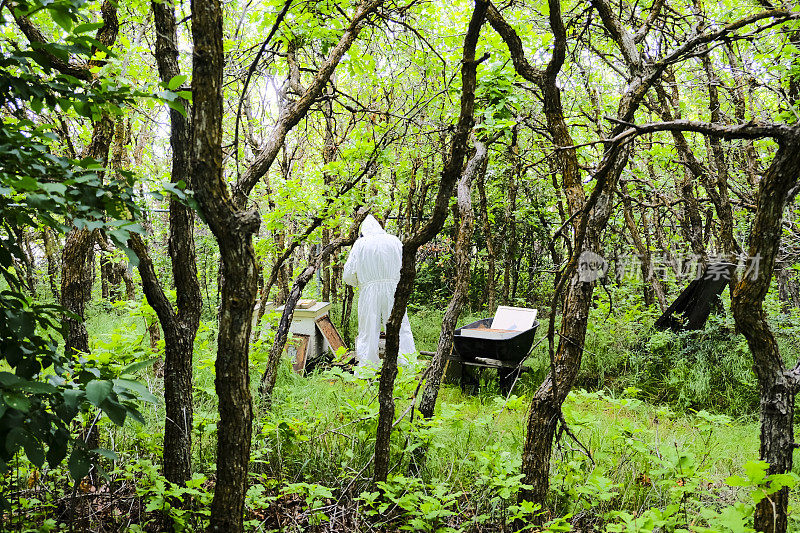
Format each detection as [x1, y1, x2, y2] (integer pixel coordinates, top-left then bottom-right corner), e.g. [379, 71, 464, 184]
[342, 215, 416, 367]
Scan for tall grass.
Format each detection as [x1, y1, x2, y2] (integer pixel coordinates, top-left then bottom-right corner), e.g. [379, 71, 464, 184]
[10, 287, 794, 531]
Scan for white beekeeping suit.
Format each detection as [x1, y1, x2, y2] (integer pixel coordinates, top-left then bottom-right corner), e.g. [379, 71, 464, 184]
[343, 215, 416, 367]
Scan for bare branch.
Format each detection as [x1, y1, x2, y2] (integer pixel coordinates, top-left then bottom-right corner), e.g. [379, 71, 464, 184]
[605, 116, 797, 141]
[233, 0, 384, 206]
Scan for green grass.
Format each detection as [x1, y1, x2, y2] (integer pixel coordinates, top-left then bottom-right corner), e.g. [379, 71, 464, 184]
[9, 298, 798, 531]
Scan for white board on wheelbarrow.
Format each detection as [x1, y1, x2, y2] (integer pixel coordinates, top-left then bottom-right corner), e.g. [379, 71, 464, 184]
[490, 306, 538, 331]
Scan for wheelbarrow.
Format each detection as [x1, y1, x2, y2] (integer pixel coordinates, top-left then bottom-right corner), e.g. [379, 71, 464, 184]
[448, 306, 539, 395]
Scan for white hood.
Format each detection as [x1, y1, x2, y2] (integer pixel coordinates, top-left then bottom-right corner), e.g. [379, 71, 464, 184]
[360, 215, 386, 237]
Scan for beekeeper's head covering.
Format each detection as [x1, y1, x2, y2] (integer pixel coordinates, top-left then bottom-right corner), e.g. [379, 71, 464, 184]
[360, 215, 386, 237]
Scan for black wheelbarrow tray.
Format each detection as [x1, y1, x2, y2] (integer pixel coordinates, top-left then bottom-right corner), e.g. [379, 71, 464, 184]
[452, 318, 540, 365]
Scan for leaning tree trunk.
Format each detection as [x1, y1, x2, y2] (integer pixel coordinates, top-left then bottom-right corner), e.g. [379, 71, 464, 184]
[374, 0, 488, 484]
[731, 134, 800, 533]
[418, 141, 488, 421]
[258, 211, 366, 401]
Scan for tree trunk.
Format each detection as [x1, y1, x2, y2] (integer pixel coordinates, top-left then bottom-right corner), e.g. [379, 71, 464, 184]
[374, 0, 488, 484]
[61, 228, 95, 357]
[135, 0, 204, 493]
[191, 1, 259, 530]
[418, 142, 488, 421]
[731, 134, 800, 533]
[341, 285, 354, 346]
[321, 84, 336, 302]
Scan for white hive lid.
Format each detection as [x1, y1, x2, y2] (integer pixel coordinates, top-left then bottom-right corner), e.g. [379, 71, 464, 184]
[276, 301, 331, 319]
[490, 306, 538, 331]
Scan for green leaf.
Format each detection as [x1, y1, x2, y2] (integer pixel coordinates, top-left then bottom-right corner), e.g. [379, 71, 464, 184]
[743, 460, 769, 484]
[14, 379, 57, 395]
[73, 100, 92, 118]
[62, 389, 84, 410]
[50, 7, 74, 31]
[168, 74, 188, 90]
[127, 407, 146, 425]
[73, 22, 105, 34]
[726, 475, 749, 487]
[31, 97, 44, 114]
[92, 447, 119, 462]
[5, 426, 45, 467]
[3, 391, 31, 413]
[0, 372, 21, 387]
[100, 398, 127, 426]
[5, 427, 26, 455]
[113, 378, 158, 404]
[68, 447, 91, 480]
[166, 99, 187, 118]
[119, 357, 158, 376]
[23, 434, 45, 467]
[46, 433, 68, 467]
[85, 380, 113, 407]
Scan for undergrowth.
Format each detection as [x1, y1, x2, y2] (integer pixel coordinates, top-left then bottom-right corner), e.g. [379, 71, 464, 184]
[3, 288, 799, 531]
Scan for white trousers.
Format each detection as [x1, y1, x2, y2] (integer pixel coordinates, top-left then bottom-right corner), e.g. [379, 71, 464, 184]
[355, 281, 416, 367]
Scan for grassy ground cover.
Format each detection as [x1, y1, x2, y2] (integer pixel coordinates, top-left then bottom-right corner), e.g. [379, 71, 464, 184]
[3, 297, 798, 531]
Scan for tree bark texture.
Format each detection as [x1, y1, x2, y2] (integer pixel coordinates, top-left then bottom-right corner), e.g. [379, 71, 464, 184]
[373, 0, 488, 484]
[61, 227, 95, 356]
[418, 141, 488, 421]
[191, 0, 259, 530]
[127, 0, 203, 491]
[731, 133, 800, 533]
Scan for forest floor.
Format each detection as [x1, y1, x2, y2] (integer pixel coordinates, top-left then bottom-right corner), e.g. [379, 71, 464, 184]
[4, 301, 795, 532]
